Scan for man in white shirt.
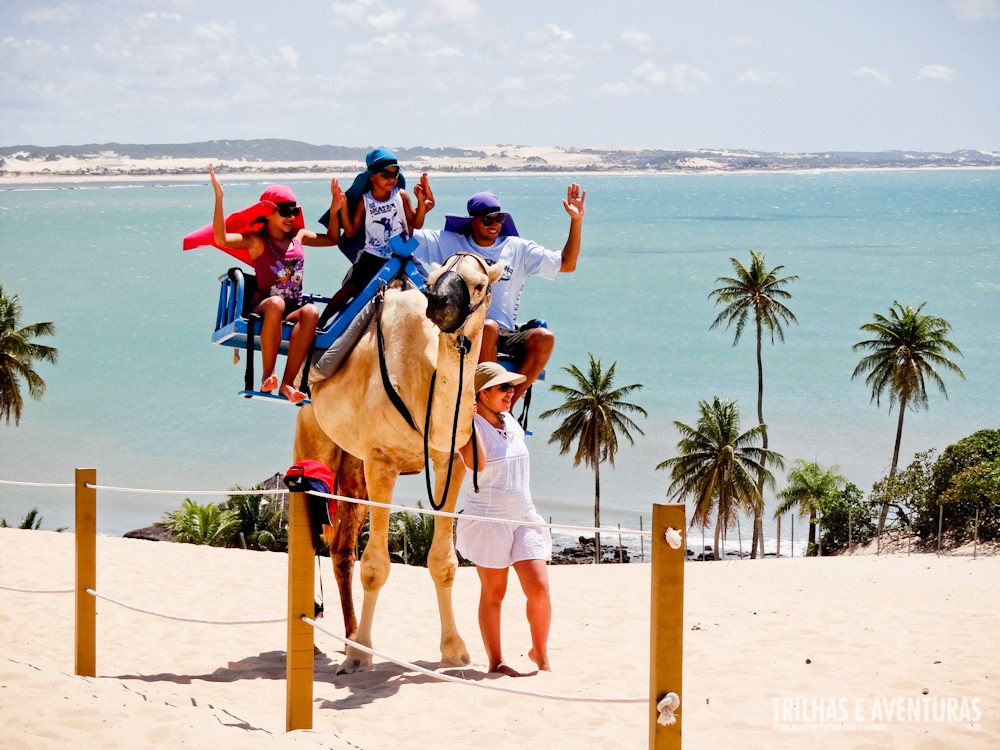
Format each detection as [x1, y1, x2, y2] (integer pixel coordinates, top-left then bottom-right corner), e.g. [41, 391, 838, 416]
[413, 185, 586, 405]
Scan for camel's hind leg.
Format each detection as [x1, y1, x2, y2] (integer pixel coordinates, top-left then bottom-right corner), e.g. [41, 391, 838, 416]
[428, 453, 471, 667]
[338, 458, 396, 674]
[327, 452, 367, 639]
[293, 406, 365, 641]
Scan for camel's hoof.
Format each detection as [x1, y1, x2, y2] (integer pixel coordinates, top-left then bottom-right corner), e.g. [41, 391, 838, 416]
[336, 658, 368, 675]
[337, 647, 373, 675]
[441, 649, 472, 668]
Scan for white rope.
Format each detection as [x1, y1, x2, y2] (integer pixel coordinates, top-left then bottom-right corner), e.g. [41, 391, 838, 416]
[0, 583, 74, 594]
[85, 588, 284, 625]
[305, 616, 646, 704]
[657, 692, 680, 725]
[0, 479, 73, 489]
[1, 476, 649, 536]
[310, 490, 653, 539]
[84, 483, 288, 497]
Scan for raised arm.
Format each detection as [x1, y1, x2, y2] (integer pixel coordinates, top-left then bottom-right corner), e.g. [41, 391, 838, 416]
[559, 182, 586, 273]
[301, 177, 345, 247]
[405, 172, 435, 233]
[209, 164, 258, 255]
[339, 196, 365, 238]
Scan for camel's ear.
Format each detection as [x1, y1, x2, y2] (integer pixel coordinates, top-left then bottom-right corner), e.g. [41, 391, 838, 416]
[487, 262, 503, 285]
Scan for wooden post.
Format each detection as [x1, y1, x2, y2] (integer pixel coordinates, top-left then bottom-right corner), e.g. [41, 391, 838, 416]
[649, 503, 684, 750]
[75, 468, 96, 677]
[286, 490, 316, 731]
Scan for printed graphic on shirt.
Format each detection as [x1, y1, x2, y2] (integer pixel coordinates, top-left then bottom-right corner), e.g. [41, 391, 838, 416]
[269, 258, 304, 301]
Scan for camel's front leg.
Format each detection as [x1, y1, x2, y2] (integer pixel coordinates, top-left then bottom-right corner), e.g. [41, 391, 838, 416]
[428, 453, 471, 667]
[338, 458, 395, 674]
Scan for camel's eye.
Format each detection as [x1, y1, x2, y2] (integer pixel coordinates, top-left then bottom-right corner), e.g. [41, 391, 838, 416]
[474, 283, 485, 295]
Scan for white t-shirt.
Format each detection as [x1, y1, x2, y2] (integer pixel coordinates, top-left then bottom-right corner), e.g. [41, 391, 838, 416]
[412, 229, 560, 330]
[361, 187, 407, 259]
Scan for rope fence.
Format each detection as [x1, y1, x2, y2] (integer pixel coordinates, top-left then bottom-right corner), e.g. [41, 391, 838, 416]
[0, 477, 652, 538]
[84, 588, 285, 626]
[0, 469, 684, 749]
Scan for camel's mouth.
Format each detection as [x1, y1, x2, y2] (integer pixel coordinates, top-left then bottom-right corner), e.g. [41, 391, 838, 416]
[425, 270, 474, 334]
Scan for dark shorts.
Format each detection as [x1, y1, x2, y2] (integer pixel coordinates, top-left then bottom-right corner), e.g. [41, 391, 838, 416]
[497, 326, 533, 362]
[344, 252, 388, 289]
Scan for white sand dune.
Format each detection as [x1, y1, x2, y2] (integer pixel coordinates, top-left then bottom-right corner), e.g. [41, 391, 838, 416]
[1, 528, 997, 749]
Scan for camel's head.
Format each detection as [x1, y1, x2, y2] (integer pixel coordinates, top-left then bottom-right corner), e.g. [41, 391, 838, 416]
[424, 252, 502, 334]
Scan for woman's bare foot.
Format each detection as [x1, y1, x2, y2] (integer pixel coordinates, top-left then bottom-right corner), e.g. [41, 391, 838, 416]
[528, 648, 551, 671]
[261, 374, 278, 392]
[490, 662, 524, 677]
[281, 383, 307, 404]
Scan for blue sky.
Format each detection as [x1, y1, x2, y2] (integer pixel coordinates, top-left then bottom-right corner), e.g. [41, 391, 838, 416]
[1, 0, 997, 151]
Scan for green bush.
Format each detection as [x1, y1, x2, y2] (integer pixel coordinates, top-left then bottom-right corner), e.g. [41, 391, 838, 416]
[878, 430, 1000, 544]
[162, 498, 239, 546]
[225, 487, 288, 551]
[817, 483, 878, 553]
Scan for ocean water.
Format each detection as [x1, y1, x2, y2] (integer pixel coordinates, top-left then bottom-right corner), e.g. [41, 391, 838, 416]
[1, 170, 998, 552]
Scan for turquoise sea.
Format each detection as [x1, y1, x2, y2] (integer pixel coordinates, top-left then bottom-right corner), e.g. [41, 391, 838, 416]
[1, 170, 998, 553]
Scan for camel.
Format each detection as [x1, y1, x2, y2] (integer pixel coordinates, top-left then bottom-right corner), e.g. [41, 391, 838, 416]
[293, 252, 502, 673]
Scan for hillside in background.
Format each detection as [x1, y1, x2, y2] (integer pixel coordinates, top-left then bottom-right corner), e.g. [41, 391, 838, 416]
[1, 139, 998, 177]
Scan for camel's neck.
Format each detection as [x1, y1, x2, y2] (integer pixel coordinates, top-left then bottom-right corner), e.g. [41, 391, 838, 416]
[426, 331, 481, 452]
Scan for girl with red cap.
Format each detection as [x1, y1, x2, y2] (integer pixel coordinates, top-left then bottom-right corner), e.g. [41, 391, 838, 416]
[202, 165, 344, 403]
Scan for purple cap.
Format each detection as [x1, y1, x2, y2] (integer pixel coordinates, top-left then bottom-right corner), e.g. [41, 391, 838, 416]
[443, 191, 519, 237]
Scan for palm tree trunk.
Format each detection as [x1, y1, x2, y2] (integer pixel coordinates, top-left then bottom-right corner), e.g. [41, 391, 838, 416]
[808, 509, 817, 554]
[593, 432, 601, 564]
[752, 319, 766, 559]
[713, 517, 722, 561]
[877, 393, 908, 535]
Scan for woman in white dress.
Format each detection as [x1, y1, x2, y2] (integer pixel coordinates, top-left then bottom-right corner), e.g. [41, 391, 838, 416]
[457, 362, 552, 676]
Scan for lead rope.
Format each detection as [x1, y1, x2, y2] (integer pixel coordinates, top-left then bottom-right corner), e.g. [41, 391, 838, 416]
[423, 335, 472, 511]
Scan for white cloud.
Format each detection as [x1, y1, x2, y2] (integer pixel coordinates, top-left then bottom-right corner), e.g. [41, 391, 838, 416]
[634, 61, 668, 86]
[139, 12, 183, 24]
[620, 29, 651, 51]
[278, 45, 298, 70]
[601, 61, 711, 98]
[916, 64, 956, 81]
[194, 22, 237, 42]
[421, 45, 462, 60]
[423, 0, 480, 25]
[546, 23, 575, 42]
[949, 0, 1000, 21]
[737, 69, 774, 85]
[852, 67, 894, 87]
[332, 0, 406, 29]
[19, 4, 80, 24]
[600, 81, 637, 97]
[500, 76, 528, 91]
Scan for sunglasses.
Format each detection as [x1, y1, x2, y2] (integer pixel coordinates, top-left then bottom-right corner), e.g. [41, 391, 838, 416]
[479, 212, 507, 227]
[495, 382, 515, 392]
[275, 205, 301, 218]
[377, 168, 400, 180]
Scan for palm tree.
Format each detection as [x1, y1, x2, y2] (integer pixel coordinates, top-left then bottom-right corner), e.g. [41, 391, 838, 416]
[852, 301, 965, 535]
[657, 397, 784, 560]
[226, 486, 288, 551]
[774, 460, 846, 555]
[709, 251, 797, 558]
[0, 506, 67, 531]
[162, 498, 239, 546]
[540, 353, 647, 563]
[0, 285, 58, 426]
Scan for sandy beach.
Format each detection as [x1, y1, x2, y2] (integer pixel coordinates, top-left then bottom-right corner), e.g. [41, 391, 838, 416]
[1, 527, 996, 749]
